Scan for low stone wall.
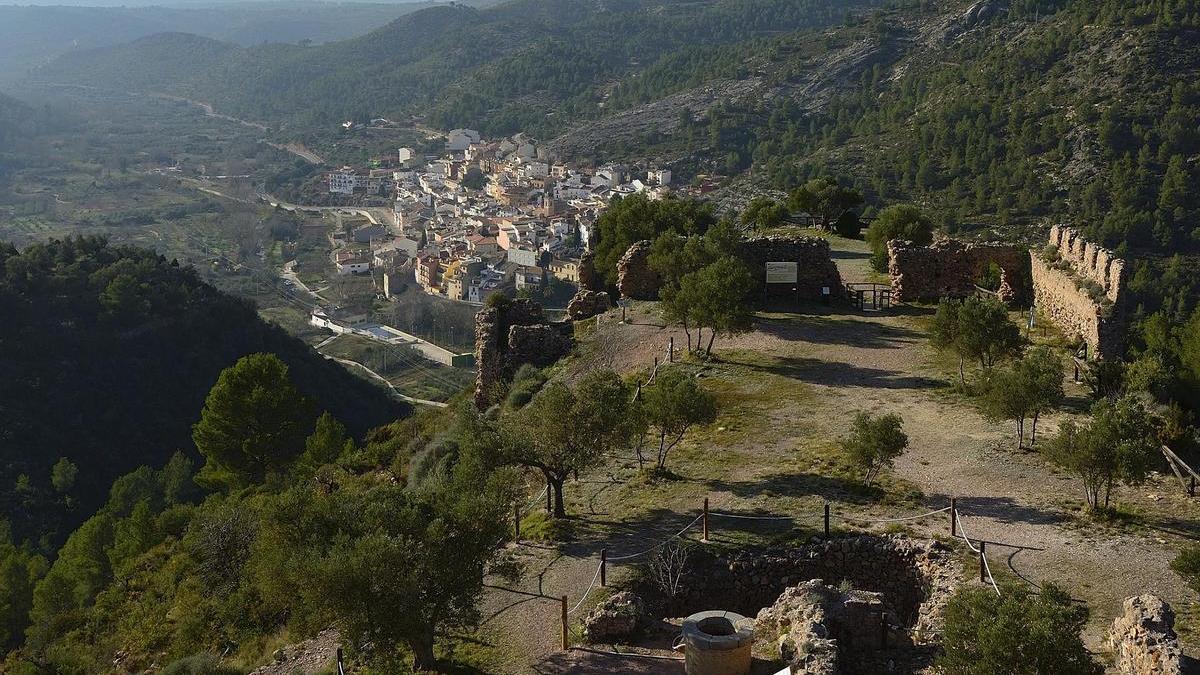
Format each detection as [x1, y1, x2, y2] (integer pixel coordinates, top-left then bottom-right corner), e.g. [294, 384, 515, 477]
[473, 299, 572, 408]
[632, 535, 961, 644]
[888, 239, 1030, 304]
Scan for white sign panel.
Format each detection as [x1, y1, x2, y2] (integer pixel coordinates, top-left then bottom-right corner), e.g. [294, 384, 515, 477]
[765, 261, 798, 284]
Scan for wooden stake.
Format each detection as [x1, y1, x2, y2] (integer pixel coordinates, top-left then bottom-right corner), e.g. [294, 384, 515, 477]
[823, 503, 830, 538]
[514, 504, 521, 541]
[880, 612, 888, 650]
[950, 498, 957, 536]
[600, 549, 607, 587]
[979, 541, 987, 583]
[668, 337, 674, 363]
[560, 595, 569, 650]
[702, 497, 710, 542]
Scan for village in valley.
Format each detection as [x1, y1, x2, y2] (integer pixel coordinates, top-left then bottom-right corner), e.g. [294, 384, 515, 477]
[319, 127, 679, 309]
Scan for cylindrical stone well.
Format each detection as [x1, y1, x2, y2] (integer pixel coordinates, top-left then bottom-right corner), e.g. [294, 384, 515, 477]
[681, 610, 754, 675]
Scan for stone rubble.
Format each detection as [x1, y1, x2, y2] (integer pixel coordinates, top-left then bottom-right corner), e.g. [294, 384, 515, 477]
[584, 591, 646, 643]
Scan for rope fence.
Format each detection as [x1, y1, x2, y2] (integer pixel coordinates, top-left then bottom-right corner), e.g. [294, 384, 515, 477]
[511, 493, 1019, 654]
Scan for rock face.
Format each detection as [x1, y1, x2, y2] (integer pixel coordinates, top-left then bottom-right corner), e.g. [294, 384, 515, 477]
[584, 591, 646, 643]
[888, 238, 1030, 304]
[566, 289, 611, 321]
[1108, 595, 1183, 675]
[616, 240, 661, 300]
[755, 580, 895, 674]
[1030, 225, 1128, 359]
[633, 535, 961, 646]
[473, 299, 572, 409]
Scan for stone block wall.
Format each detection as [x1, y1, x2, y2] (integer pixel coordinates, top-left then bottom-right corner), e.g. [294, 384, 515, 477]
[614, 235, 843, 303]
[737, 236, 844, 302]
[473, 299, 572, 408]
[1032, 226, 1128, 359]
[888, 239, 1030, 304]
[631, 535, 961, 644]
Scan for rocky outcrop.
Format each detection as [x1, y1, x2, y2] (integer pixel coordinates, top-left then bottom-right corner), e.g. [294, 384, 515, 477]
[566, 289, 610, 321]
[888, 238, 1030, 304]
[473, 299, 572, 409]
[250, 628, 340, 675]
[584, 591, 645, 643]
[755, 580, 897, 674]
[1108, 595, 1183, 675]
[616, 240, 661, 300]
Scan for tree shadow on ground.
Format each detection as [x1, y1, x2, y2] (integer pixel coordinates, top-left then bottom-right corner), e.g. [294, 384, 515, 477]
[753, 314, 924, 349]
[705, 471, 885, 506]
[951, 495, 1070, 529]
[720, 353, 943, 390]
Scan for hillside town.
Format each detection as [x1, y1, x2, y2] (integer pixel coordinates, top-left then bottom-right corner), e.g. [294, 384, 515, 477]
[324, 129, 674, 305]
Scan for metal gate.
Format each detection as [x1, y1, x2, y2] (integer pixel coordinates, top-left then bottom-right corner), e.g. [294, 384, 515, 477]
[846, 283, 892, 311]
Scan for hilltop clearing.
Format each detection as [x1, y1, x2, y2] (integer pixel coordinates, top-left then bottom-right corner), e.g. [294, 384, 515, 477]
[466, 234, 1197, 673]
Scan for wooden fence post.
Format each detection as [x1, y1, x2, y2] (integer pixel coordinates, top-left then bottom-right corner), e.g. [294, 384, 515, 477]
[668, 337, 674, 363]
[950, 498, 957, 536]
[979, 541, 987, 583]
[823, 503, 830, 538]
[880, 612, 888, 650]
[600, 549, 607, 587]
[702, 497, 710, 542]
[561, 595, 569, 650]
[514, 504, 521, 541]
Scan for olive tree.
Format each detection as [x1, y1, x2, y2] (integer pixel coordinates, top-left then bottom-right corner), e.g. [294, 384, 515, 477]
[633, 368, 717, 471]
[1044, 396, 1159, 511]
[841, 412, 908, 486]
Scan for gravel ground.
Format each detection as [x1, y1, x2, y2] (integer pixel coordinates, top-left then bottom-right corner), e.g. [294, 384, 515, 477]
[479, 241, 1197, 673]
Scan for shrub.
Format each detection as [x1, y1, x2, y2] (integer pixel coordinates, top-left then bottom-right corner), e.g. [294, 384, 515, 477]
[1171, 545, 1200, 594]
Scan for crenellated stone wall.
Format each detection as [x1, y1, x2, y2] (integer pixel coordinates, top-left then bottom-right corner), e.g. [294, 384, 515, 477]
[473, 299, 573, 409]
[888, 239, 1030, 304]
[1031, 226, 1128, 359]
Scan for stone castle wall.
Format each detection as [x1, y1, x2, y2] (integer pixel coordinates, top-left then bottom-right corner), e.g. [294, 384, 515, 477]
[737, 236, 844, 302]
[1030, 228, 1128, 359]
[888, 239, 1030, 304]
[615, 235, 843, 303]
[473, 299, 572, 409]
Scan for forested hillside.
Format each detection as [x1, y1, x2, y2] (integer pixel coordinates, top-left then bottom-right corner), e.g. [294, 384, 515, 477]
[0, 237, 408, 550]
[31, 0, 887, 128]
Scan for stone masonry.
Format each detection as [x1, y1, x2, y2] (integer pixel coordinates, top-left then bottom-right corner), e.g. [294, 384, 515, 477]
[1030, 225, 1128, 359]
[473, 299, 572, 409]
[755, 580, 892, 674]
[615, 235, 843, 303]
[1107, 595, 1183, 675]
[888, 238, 1031, 304]
[632, 535, 961, 644]
[737, 235, 844, 302]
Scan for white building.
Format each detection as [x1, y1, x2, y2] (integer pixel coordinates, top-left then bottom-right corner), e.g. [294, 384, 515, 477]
[648, 168, 672, 186]
[447, 129, 482, 152]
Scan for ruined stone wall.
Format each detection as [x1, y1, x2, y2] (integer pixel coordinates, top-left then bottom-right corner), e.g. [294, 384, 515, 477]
[1031, 226, 1128, 359]
[631, 535, 961, 642]
[888, 239, 1030, 304]
[614, 235, 843, 303]
[473, 299, 572, 409]
[737, 236, 844, 302]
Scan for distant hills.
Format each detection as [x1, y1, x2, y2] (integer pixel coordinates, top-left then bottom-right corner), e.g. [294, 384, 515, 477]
[0, 1, 450, 85]
[29, 0, 886, 128]
[0, 237, 409, 548]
